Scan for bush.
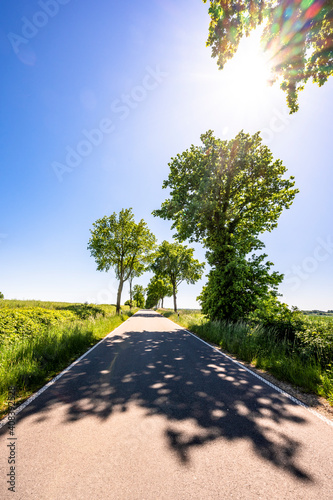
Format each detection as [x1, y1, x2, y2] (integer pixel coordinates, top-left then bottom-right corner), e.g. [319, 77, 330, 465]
[0, 303, 113, 346]
[0, 308, 76, 344]
[55, 303, 106, 319]
[249, 294, 306, 342]
[295, 317, 333, 366]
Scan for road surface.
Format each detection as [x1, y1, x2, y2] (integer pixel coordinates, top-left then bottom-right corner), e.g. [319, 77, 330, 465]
[1, 310, 332, 499]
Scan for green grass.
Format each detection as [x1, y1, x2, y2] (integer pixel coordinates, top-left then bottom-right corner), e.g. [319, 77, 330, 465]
[0, 300, 136, 418]
[159, 309, 333, 406]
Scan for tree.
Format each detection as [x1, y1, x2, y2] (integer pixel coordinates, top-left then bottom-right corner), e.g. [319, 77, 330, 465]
[203, 0, 333, 113]
[198, 251, 283, 321]
[153, 130, 298, 321]
[150, 241, 205, 312]
[0, 292, 4, 299]
[128, 263, 145, 309]
[133, 284, 145, 308]
[145, 275, 173, 309]
[145, 292, 159, 310]
[88, 208, 156, 314]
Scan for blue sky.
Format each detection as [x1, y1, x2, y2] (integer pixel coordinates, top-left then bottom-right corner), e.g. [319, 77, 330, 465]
[0, 0, 332, 310]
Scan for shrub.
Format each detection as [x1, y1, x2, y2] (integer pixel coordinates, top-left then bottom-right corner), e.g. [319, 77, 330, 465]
[0, 308, 76, 344]
[249, 294, 306, 342]
[295, 317, 333, 367]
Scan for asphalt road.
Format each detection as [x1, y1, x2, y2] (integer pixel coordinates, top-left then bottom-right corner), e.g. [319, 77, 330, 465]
[1, 310, 332, 499]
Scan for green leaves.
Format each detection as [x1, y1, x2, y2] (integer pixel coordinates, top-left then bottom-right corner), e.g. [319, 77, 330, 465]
[133, 285, 145, 308]
[154, 130, 298, 253]
[0, 308, 76, 345]
[88, 208, 155, 278]
[145, 276, 173, 309]
[151, 241, 205, 287]
[198, 251, 284, 322]
[88, 208, 156, 279]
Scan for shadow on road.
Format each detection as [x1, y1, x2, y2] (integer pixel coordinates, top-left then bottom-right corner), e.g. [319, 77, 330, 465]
[132, 311, 163, 318]
[9, 326, 312, 481]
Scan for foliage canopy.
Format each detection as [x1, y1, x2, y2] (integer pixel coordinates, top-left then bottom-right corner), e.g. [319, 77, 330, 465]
[145, 275, 173, 309]
[133, 284, 145, 308]
[154, 130, 298, 250]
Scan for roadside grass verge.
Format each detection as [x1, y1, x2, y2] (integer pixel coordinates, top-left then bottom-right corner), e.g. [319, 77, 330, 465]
[0, 304, 136, 418]
[159, 309, 333, 405]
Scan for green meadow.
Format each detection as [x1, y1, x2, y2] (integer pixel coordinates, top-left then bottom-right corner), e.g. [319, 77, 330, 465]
[0, 300, 136, 418]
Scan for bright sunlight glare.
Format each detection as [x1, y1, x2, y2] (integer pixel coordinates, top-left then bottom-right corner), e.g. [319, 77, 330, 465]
[222, 27, 276, 111]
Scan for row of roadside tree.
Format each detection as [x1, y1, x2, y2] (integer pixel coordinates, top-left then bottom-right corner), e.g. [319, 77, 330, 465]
[87, 130, 298, 320]
[87, 208, 204, 314]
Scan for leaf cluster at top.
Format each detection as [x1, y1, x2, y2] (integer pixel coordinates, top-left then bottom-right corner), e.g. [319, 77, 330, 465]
[203, 0, 333, 112]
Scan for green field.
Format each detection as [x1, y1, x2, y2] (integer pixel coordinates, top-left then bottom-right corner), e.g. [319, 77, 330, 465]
[0, 300, 136, 418]
[159, 309, 333, 406]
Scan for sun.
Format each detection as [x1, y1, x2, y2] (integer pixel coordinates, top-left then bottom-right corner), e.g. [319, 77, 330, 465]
[222, 27, 275, 110]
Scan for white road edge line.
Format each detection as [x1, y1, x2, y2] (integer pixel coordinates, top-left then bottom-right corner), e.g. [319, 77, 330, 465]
[0, 320, 128, 430]
[166, 318, 333, 429]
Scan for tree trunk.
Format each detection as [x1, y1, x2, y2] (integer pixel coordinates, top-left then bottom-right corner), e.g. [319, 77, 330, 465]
[173, 285, 177, 313]
[116, 280, 123, 315]
[161, 296, 164, 309]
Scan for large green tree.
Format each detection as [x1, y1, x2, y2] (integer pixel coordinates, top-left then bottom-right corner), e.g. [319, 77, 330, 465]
[203, 0, 333, 112]
[145, 275, 173, 309]
[150, 241, 205, 312]
[153, 130, 298, 321]
[88, 208, 156, 314]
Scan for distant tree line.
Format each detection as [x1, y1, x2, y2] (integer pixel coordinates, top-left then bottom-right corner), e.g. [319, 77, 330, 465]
[303, 310, 333, 316]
